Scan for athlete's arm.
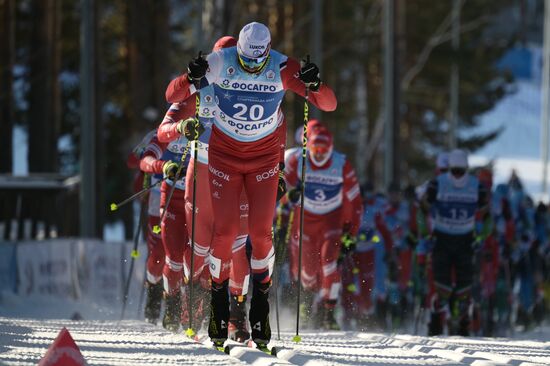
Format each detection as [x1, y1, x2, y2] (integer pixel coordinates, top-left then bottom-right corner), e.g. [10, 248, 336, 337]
[283, 151, 300, 188]
[139, 136, 167, 174]
[422, 178, 438, 211]
[341, 161, 363, 236]
[281, 57, 337, 112]
[126, 152, 140, 170]
[165, 52, 222, 103]
[277, 113, 287, 164]
[157, 102, 197, 142]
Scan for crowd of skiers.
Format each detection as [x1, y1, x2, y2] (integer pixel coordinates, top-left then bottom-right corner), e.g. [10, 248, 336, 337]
[123, 21, 549, 348]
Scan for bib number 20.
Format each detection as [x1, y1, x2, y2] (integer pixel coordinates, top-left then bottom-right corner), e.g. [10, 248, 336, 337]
[233, 103, 264, 121]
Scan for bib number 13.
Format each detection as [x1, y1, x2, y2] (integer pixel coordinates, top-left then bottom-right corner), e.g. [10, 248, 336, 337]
[233, 103, 264, 121]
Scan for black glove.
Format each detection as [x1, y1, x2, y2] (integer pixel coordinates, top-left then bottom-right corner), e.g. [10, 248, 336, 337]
[299, 55, 321, 91]
[288, 188, 301, 204]
[276, 163, 287, 201]
[176, 117, 205, 141]
[187, 52, 208, 83]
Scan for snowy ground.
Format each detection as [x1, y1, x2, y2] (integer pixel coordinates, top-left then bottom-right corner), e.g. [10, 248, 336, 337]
[1, 291, 549, 366]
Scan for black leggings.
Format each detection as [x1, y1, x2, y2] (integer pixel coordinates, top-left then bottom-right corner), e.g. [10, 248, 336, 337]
[432, 230, 474, 299]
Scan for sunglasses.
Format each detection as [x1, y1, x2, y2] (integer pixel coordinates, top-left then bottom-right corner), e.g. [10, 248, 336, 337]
[450, 168, 466, 177]
[237, 44, 270, 71]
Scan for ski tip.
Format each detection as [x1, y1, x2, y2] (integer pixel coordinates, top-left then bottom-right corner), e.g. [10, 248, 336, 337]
[131, 249, 140, 258]
[270, 347, 277, 356]
[185, 328, 195, 338]
[223, 345, 231, 354]
[152, 225, 161, 234]
[292, 335, 302, 343]
[110, 203, 118, 211]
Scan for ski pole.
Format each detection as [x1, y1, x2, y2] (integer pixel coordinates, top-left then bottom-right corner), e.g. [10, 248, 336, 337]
[185, 91, 201, 338]
[110, 179, 162, 212]
[293, 62, 310, 343]
[120, 192, 148, 321]
[136, 266, 147, 318]
[152, 142, 192, 234]
[274, 269, 281, 340]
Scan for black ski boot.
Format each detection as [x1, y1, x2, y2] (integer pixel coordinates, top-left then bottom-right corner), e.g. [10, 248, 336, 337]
[457, 301, 471, 336]
[322, 300, 340, 330]
[162, 290, 182, 333]
[229, 294, 250, 343]
[428, 310, 444, 336]
[209, 280, 229, 348]
[144, 281, 163, 324]
[249, 280, 271, 347]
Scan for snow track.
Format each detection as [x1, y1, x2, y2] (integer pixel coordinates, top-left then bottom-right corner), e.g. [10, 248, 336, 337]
[0, 317, 549, 365]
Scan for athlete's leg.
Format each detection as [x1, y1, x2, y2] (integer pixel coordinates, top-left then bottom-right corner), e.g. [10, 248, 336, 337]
[229, 189, 250, 296]
[243, 160, 279, 284]
[318, 213, 343, 329]
[208, 154, 243, 284]
[454, 236, 474, 336]
[184, 159, 214, 282]
[289, 211, 321, 291]
[243, 155, 279, 344]
[146, 215, 164, 284]
[143, 191, 164, 324]
[429, 232, 453, 335]
[160, 186, 188, 294]
[207, 149, 243, 343]
[159, 184, 188, 331]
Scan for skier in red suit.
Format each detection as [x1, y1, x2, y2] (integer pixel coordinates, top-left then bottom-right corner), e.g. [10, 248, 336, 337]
[165, 22, 336, 347]
[284, 121, 362, 330]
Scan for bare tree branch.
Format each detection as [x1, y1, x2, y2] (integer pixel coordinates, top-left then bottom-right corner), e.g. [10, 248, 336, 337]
[434, 15, 491, 46]
[363, 0, 467, 166]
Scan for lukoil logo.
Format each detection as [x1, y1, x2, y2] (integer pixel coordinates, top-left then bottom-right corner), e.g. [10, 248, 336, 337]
[209, 165, 230, 181]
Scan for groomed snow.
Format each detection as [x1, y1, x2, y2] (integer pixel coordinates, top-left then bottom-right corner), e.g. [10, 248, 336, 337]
[1, 300, 549, 366]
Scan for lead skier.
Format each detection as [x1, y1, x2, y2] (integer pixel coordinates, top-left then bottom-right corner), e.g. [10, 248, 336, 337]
[165, 22, 337, 348]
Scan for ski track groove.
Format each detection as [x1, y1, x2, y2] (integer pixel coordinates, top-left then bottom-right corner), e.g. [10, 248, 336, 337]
[391, 335, 550, 366]
[271, 332, 460, 366]
[1, 318, 549, 365]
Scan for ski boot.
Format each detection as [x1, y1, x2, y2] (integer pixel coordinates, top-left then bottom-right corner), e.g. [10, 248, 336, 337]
[209, 280, 229, 347]
[374, 297, 388, 331]
[249, 280, 271, 347]
[162, 290, 182, 333]
[144, 281, 163, 324]
[321, 300, 340, 330]
[428, 310, 445, 336]
[229, 294, 250, 343]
